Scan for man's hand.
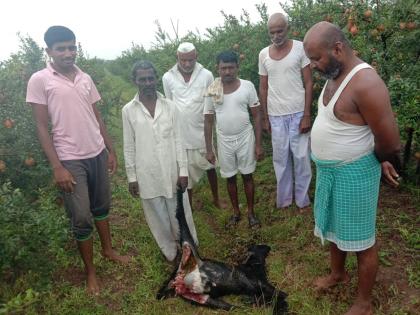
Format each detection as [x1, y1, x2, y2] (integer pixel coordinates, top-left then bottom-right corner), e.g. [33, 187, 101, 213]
[53, 166, 76, 193]
[128, 182, 140, 197]
[299, 115, 311, 134]
[255, 145, 264, 161]
[206, 151, 216, 165]
[108, 151, 118, 175]
[177, 176, 188, 192]
[262, 117, 271, 134]
[381, 161, 400, 187]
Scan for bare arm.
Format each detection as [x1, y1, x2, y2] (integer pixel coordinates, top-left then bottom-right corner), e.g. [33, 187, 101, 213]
[250, 105, 264, 161]
[354, 71, 401, 184]
[92, 103, 117, 174]
[258, 75, 270, 133]
[300, 65, 313, 134]
[355, 72, 401, 161]
[31, 103, 76, 193]
[204, 113, 216, 164]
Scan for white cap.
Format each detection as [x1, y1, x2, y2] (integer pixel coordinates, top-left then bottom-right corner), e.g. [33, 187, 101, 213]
[177, 42, 195, 53]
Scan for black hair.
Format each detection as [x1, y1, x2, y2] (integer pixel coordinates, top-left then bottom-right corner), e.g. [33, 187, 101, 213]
[44, 26, 76, 48]
[131, 60, 158, 80]
[216, 51, 239, 65]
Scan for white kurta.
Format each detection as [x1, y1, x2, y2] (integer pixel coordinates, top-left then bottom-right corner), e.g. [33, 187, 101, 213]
[122, 93, 197, 261]
[122, 92, 188, 199]
[162, 63, 214, 149]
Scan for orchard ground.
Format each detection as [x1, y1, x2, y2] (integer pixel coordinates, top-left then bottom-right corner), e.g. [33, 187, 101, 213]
[4, 133, 418, 315]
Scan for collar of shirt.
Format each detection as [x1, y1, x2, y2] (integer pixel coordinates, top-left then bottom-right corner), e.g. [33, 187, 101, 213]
[170, 62, 203, 85]
[46, 62, 82, 84]
[132, 91, 168, 120]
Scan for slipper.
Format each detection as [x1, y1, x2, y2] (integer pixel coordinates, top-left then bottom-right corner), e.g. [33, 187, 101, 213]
[227, 214, 241, 226]
[248, 216, 261, 228]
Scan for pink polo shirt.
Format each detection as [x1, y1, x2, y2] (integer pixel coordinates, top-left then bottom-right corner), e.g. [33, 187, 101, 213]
[26, 63, 105, 161]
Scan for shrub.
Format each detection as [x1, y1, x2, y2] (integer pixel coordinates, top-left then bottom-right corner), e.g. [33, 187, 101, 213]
[0, 182, 68, 283]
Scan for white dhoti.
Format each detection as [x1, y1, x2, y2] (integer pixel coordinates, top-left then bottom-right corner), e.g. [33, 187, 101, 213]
[269, 111, 312, 208]
[141, 192, 198, 261]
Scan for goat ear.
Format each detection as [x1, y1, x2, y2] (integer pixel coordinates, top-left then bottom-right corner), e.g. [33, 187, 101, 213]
[257, 244, 271, 255]
[247, 244, 271, 258]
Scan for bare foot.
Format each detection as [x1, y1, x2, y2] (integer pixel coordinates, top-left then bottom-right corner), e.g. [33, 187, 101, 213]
[344, 302, 373, 315]
[313, 272, 351, 291]
[86, 272, 100, 296]
[214, 198, 228, 209]
[102, 249, 132, 264]
[193, 199, 204, 211]
[277, 204, 292, 210]
[298, 206, 312, 214]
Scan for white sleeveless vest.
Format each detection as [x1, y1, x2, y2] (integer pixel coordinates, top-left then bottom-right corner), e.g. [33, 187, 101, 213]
[311, 63, 375, 161]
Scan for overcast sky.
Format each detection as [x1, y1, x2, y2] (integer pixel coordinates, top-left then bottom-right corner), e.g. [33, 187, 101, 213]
[1, 0, 285, 61]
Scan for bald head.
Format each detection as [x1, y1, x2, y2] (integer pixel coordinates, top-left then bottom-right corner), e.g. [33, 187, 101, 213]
[304, 21, 350, 50]
[303, 22, 354, 80]
[268, 13, 288, 28]
[267, 13, 289, 47]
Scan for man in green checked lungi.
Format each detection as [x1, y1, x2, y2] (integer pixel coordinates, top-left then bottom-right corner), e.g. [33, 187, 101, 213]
[303, 23, 401, 315]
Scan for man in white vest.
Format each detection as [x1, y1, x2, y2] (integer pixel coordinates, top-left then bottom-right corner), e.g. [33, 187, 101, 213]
[259, 13, 313, 212]
[304, 22, 401, 315]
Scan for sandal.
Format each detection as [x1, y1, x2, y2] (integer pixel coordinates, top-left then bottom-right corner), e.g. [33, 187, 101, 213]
[227, 214, 241, 226]
[248, 215, 261, 228]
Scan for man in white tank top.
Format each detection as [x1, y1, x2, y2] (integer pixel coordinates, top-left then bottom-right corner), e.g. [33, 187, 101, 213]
[258, 13, 313, 211]
[304, 22, 401, 315]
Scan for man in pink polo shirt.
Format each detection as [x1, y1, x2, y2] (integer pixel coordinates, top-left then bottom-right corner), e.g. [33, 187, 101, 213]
[26, 26, 130, 295]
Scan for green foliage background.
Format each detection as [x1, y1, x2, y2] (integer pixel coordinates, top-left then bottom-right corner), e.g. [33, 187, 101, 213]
[0, 1, 418, 314]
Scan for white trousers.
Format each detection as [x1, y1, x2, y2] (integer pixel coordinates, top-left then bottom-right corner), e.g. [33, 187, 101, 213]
[270, 112, 312, 208]
[141, 192, 198, 261]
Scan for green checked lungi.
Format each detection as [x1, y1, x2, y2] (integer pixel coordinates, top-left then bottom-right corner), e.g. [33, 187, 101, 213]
[312, 152, 381, 251]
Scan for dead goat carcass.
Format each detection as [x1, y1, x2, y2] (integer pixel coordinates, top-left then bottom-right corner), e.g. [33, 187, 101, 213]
[156, 188, 288, 314]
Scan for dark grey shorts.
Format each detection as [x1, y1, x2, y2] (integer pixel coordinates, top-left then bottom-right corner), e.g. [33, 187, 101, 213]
[61, 149, 110, 241]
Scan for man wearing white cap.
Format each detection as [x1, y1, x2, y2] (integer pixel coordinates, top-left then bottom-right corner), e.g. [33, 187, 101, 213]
[163, 42, 223, 209]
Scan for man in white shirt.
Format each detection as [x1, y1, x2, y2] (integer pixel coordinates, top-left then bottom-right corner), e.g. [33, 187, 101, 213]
[163, 42, 223, 210]
[122, 60, 198, 263]
[204, 51, 263, 228]
[259, 13, 313, 211]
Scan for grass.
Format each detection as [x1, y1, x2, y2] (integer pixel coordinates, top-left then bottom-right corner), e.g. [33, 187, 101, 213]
[1, 116, 419, 314]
